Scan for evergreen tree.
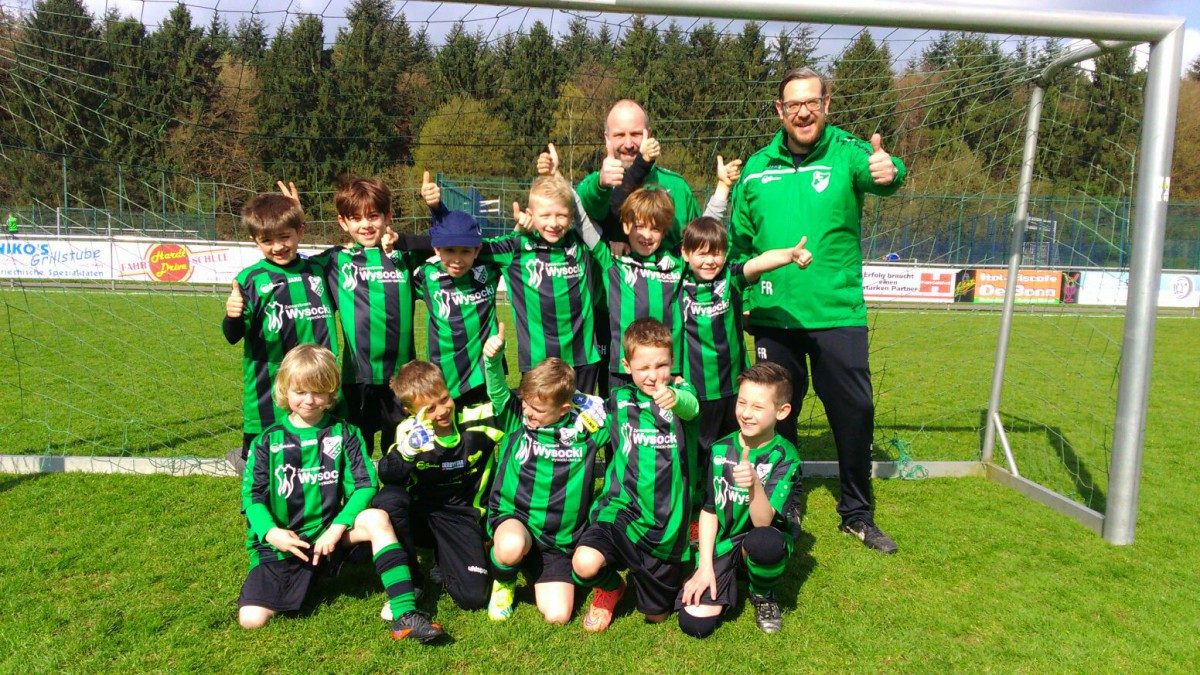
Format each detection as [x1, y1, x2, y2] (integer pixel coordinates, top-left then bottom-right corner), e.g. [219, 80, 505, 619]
[561, 17, 592, 76]
[206, 12, 231, 56]
[499, 21, 565, 174]
[98, 10, 159, 209]
[231, 16, 267, 64]
[830, 30, 897, 142]
[613, 16, 659, 107]
[721, 22, 772, 158]
[775, 24, 818, 74]
[435, 22, 493, 99]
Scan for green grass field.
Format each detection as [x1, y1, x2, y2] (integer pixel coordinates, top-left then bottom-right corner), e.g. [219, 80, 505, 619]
[0, 286, 1197, 670]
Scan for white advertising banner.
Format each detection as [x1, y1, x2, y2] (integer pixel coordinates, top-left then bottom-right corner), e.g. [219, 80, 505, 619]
[1077, 271, 1200, 308]
[862, 265, 958, 303]
[0, 238, 112, 280]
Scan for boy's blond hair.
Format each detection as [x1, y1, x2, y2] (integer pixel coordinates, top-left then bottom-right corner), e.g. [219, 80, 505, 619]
[243, 193, 304, 240]
[528, 175, 574, 211]
[681, 216, 729, 254]
[737, 361, 793, 406]
[622, 317, 673, 361]
[334, 176, 391, 219]
[391, 360, 449, 411]
[273, 344, 341, 410]
[519, 357, 575, 408]
[620, 187, 674, 233]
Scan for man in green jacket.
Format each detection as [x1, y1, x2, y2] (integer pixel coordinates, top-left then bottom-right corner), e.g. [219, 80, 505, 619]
[730, 67, 907, 555]
[574, 99, 699, 249]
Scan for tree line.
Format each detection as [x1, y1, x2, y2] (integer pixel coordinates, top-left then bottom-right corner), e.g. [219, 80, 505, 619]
[1, 0, 1196, 231]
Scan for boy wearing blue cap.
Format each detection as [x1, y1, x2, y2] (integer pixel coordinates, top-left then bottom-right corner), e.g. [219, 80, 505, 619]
[411, 201, 504, 409]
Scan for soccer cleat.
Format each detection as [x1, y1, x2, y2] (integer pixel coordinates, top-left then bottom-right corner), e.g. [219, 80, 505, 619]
[748, 592, 783, 634]
[380, 586, 424, 622]
[840, 518, 898, 554]
[582, 579, 626, 633]
[488, 578, 516, 621]
[390, 610, 445, 644]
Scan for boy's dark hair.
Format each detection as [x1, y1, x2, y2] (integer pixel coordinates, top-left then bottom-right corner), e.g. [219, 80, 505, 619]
[520, 357, 575, 409]
[334, 176, 391, 219]
[681, 216, 729, 254]
[243, 193, 304, 240]
[622, 317, 673, 360]
[620, 187, 674, 233]
[390, 360, 449, 411]
[273, 344, 340, 410]
[737, 362, 793, 406]
[777, 66, 827, 99]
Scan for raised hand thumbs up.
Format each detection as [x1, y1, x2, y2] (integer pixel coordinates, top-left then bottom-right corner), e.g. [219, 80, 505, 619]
[868, 133, 898, 186]
[651, 379, 676, 410]
[717, 155, 743, 188]
[732, 443, 754, 489]
[420, 170, 441, 208]
[226, 280, 244, 318]
[512, 201, 533, 234]
[792, 235, 812, 269]
[537, 143, 561, 177]
[640, 134, 660, 162]
[483, 322, 506, 358]
[600, 143, 625, 188]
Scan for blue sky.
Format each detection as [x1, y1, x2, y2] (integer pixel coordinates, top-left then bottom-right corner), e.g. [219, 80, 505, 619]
[72, 0, 1198, 75]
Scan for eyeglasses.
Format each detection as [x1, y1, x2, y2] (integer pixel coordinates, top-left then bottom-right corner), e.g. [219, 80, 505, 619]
[780, 98, 824, 115]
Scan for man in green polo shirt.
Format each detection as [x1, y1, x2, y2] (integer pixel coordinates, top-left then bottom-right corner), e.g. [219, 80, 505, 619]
[730, 67, 907, 555]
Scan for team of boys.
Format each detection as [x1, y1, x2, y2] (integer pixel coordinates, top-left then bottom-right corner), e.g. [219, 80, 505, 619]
[225, 68, 905, 645]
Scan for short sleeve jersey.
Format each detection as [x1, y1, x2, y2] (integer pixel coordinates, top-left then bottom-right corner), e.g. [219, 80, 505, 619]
[479, 230, 601, 372]
[413, 260, 502, 399]
[317, 245, 417, 385]
[241, 416, 377, 569]
[705, 432, 801, 557]
[488, 391, 610, 551]
[590, 381, 699, 563]
[234, 257, 338, 434]
[679, 263, 752, 401]
[588, 243, 685, 373]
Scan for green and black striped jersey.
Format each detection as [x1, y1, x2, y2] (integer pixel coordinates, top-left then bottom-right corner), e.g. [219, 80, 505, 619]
[316, 244, 416, 385]
[242, 415, 377, 569]
[590, 381, 700, 562]
[234, 257, 339, 434]
[484, 354, 610, 551]
[479, 231, 601, 372]
[679, 263, 752, 401]
[587, 244, 685, 373]
[705, 433, 801, 557]
[413, 260, 501, 399]
[377, 402, 503, 519]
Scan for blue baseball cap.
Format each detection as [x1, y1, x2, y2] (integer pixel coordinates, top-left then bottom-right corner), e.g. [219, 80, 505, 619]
[431, 210, 483, 248]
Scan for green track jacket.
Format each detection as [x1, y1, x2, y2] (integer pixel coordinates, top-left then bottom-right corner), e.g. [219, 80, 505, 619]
[730, 126, 907, 329]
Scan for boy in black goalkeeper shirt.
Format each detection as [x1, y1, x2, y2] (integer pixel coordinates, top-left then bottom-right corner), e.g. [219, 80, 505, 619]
[373, 360, 501, 615]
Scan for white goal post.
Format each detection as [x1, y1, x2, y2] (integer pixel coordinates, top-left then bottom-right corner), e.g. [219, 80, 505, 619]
[455, 0, 1184, 545]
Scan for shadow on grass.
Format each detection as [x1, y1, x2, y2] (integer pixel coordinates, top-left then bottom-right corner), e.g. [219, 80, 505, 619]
[0, 472, 43, 493]
[977, 410, 1107, 512]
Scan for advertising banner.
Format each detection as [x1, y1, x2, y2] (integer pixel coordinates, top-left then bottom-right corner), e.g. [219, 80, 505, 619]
[111, 240, 257, 284]
[0, 238, 112, 280]
[1079, 271, 1200, 308]
[968, 268, 1063, 304]
[863, 266, 957, 303]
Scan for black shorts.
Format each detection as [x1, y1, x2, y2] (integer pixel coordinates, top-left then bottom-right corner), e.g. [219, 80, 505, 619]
[579, 521, 682, 616]
[697, 396, 738, 457]
[674, 546, 742, 613]
[495, 516, 575, 585]
[573, 362, 602, 397]
[345, 383, 403, 455]
[237, 548, 348, 613]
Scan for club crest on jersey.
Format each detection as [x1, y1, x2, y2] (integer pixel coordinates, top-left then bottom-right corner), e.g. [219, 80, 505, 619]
[471, 266, 488, 284]
[713, 279, 728, 299]
[322, 436, 342, 462]
[275, 464, 298, 498]
[811, 170, 831, 193]
[657, 256, 676, 271]
[309, 275, 324, 296]
[434, 289, 452, 319]
[564, 243, 579, 258]
[658, 406, 674, 423]
[341, 262, 359, 291]
[524, 259, 546, 289]
[756, 462, 773, 481]
[557, 425, 578, 445]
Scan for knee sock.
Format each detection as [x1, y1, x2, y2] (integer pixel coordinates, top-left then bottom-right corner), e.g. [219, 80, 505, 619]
[374, 543, 416, 618]
[743, 527, 788, 596]
[490, 548, 519, 584]
[572, 565, 622, 591]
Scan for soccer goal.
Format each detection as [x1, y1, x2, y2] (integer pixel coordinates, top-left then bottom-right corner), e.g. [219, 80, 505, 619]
[0, 0, 1184, 545]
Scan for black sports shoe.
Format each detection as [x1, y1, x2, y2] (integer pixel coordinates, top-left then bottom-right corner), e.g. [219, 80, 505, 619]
[390, 610, 446, 644]
[748, 593, 783, 634]
[840, 518, 898, 554]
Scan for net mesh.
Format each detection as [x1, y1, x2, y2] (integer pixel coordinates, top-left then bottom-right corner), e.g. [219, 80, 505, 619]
[0, 0, 1177, 511]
